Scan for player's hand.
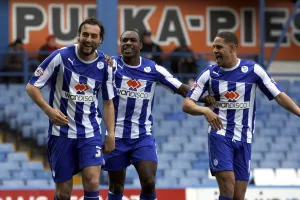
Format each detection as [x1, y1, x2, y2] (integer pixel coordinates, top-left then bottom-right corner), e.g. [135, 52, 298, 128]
[45, 108, 68, 126]
[104, 54, 114, 67]
[203, 108, 223, 131]
[204, 95, 216, 107]
[103, 134, 115, 154]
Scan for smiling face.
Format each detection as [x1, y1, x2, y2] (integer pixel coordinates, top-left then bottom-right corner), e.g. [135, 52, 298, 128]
[77, 24, 102, 57]
[212, 37, 236, 67]
[120, 31, 142, 59]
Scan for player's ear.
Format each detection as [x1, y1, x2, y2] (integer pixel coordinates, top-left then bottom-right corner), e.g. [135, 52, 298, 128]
[77, 34, 80, 42]
[230, 44, 236, 52]
[140, 42, 143, 50]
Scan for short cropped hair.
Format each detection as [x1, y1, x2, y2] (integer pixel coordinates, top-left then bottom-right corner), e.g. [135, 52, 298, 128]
[216, 31, 238, 48]
[120, 29, 141, 42]
[78, 17, 105, 41]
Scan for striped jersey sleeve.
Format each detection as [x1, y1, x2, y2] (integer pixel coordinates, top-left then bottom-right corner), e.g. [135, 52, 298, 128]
[254, 64, 282, 100]
[101, 61, 116, 100]
[155, 64, 182, 93]
[29, 50, 61, 88]
[187, 67, 211, 101]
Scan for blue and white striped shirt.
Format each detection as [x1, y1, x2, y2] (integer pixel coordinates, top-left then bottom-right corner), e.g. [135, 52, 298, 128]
[112, 56, 182, 139]
[29, 44, 115, 139]
[188, 59, 282, 143]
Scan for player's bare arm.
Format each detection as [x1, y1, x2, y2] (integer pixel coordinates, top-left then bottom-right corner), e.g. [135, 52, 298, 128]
[102, 99, 115, 154]
[26, 83, 68, 126]
[177, 84, 216, 106]
[275, 92, 300, 117]
[176, 83, 190, 97]
[182, 97, 223, 130]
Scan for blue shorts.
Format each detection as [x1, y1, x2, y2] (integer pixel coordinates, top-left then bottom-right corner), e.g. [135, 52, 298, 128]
[208, 133, 251, 181]
[102, 135, 157, 171]
[47, 135, 104, 183]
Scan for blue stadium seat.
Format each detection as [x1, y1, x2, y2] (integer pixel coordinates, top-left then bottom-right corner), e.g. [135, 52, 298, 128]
[189, 136, 207, 146]
[158, 153, 175, 162]
[251, 152, 264, 162]
[259, 160, 280, 168]
[37, 133, 47, 146]
[165, 112, 185, 121]
[162, 143, 180, 153]
[276, 80, 291, 91]
[21, 162, 44, 171]
[274, 136, 294, 144]
[282, 127, 299, 136]
[252, 136, 273, 144]
[251, 141, 269, 152]
[292, 143, 300, 151]
[31, 122, 48, 135]
[270, 143, 290, 152]
[0, 97, 12, 111]
[153, 104, 173, 115]
[176, 152, 198, 161]
[164, 169, 185, 178]
[168, 136, 189, 144]
[174, 127, 196, 136]
[192, 161, 209, 169]
[26, 179, 50, 187]
[0, 162, 21, 171]
[198, 152, 209, 162]
[0, 143, 14, 153]
[2, 180, 25, 188]
[183, 142, 204, 153]
[186, 169, 208, 179]
[22, 125, 32, 138]
[171, 161, 191, 169]
[255, 120, 265, 130]
[286, 152, 300, 161]
[7, 152, 29, 162]
[156, 169, 164, 179]
[155, 136, 167, 145]
[264, 120, 285, 129]
[35, 170, 52, 179]
[281, 160, 300, 168]
[156, 177, 178, 187]
[201, 178, 218, 186]
[157, 161, 170, 170]
[181, 118, 204, 129]
[16, 112, 36, 127]
[179, 177, 200, 186]
[0, 171, 11, 180]
[260, 128, 279, 137]
[153, 125, 174, 137]
[12, 170, 35, 180]
[264, 152, 285, 161]
[251, 161, 260, 168]
[0, 153, 6, 162]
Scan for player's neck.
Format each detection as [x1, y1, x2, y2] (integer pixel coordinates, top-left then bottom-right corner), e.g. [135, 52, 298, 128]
[222, 56, 239, 69]
[122, 56, 140, 66]
[78, 50, 97, 62]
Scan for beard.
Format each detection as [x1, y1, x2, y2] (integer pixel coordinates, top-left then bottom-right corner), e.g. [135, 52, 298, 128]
[78, 40, 98, 56]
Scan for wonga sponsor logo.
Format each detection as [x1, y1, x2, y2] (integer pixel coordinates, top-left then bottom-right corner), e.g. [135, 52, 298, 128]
[224, 91, 240, 100]
[127, 80, 141, 89]
[75, 83, 89, 92]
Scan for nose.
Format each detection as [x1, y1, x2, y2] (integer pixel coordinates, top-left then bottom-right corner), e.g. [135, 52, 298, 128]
[125, 39, 132, 45]
[213, 47, 218, 54]
[85, 35, 92, 42]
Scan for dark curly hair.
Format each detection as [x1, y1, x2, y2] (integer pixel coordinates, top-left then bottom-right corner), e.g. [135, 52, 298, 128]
[78, 17, 105, 42]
